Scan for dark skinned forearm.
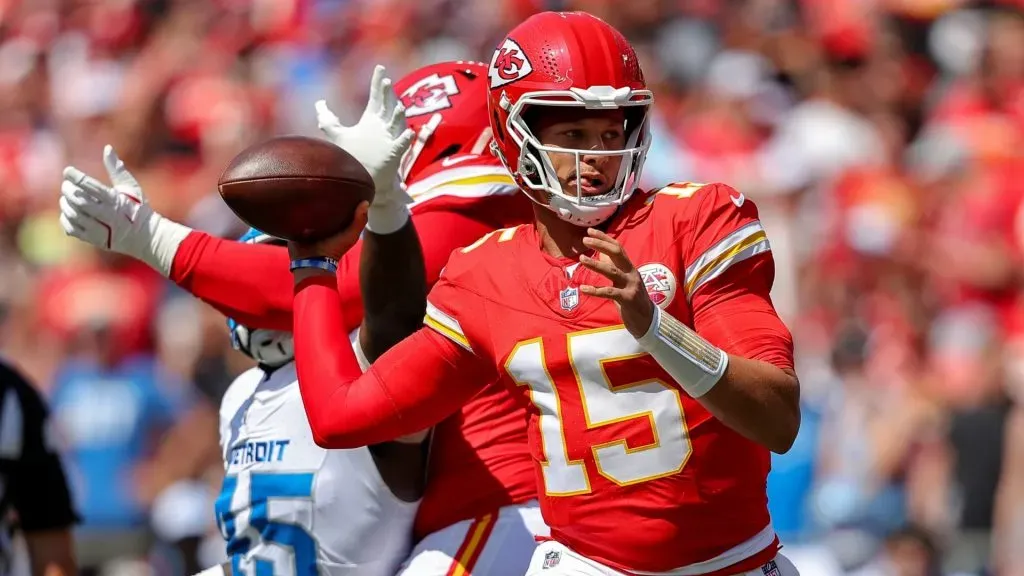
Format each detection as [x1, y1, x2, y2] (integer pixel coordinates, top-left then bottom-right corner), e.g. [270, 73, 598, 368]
[357, 219, 427, 362]
[357, 217, 430, 467]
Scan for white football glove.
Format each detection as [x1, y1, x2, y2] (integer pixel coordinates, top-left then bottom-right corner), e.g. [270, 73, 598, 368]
[59, 145, 192, 276]
[316, 64, 416, 234]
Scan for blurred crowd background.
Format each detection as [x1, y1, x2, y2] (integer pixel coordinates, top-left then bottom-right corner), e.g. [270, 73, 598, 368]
[1, 0, 1023, 575]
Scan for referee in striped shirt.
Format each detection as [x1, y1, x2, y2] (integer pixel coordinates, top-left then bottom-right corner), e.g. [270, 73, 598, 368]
[0, 359, 78, 576]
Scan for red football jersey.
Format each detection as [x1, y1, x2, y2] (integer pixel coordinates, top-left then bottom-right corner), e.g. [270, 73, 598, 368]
[422, 183, 792, 573]
[172, 154, 538, 539]
[403, 154, 541, 538]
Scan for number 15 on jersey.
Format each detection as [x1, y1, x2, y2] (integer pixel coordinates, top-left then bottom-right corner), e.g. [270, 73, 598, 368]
[505, 327, 693, 496]
[215, 472, 320, 576]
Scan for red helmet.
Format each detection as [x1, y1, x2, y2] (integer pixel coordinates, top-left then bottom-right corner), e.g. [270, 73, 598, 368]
[395, 60, 493, 183]
[486, 11, 653, 226]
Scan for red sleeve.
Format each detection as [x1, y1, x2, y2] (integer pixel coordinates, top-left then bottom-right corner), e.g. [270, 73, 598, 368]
[170, 210, 498, 331]
[691, 256, 794, 370]
[293, 275, 492, 448]
[170, 232, 294, 330]
[683, 183, 794, 370]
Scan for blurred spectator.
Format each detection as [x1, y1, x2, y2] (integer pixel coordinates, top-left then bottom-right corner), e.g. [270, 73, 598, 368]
[906, 308, 1010, 574]
[850, 525, 944, 576]
[47, 315, 192, 575]
[993, 403, 1024, 574]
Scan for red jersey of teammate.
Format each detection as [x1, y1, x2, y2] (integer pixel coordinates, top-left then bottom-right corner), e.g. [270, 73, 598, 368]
[293, 182, 794, 573]
[170, 152, 537, 539]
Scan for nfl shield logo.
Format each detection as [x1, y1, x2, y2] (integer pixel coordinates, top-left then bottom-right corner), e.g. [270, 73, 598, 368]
[542, 550, 561, 569]
[761, 560, 781, 576]
[559, 287, 579, 311]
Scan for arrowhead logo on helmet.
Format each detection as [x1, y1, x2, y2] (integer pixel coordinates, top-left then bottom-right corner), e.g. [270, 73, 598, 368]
[399, 74, 460, 117]
[393, 60, 492, 183]
[489, 38, 533, 88]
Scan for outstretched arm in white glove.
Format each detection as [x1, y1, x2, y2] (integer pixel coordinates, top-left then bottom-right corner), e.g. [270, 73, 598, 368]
[59, 145, 192, 276]
[315, 65, 416, 234]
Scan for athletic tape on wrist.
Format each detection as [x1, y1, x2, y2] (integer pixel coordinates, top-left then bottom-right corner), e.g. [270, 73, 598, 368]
[366, 202, 411, 235]
[135, 212, 192, 278]
[637, 306, 728, 398]
[289, 257, 339, 274]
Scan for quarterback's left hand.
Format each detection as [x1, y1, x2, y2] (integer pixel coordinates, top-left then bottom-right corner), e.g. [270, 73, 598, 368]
[578, 228, 655, 339]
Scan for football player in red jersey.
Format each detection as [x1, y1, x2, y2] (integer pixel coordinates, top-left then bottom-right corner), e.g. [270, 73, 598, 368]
[289, 11, 802, 576]
[58, 62, 546, 576]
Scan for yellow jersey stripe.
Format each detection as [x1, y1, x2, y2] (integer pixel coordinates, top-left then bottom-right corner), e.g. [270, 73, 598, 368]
[685, 231, 770, 296]
[423, 300, 473, 353]
[424, 315, 472, 351]
[408, 174, 516, 199]
[444, 513, 495, 576]
[685, 221, 766, 284]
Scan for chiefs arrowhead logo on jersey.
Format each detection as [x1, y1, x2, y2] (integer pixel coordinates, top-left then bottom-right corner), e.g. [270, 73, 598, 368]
[399, 74, 460, 117]
[638, 263, 677, 309]
[489, 38, 533, 88]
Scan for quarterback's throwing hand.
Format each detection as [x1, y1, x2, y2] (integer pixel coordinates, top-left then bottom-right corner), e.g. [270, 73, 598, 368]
[579, 228, 655, 339]
[288, 201, 369, 264]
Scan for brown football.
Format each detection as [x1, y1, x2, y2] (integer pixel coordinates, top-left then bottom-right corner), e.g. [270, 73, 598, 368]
[218, 136, 375, 242]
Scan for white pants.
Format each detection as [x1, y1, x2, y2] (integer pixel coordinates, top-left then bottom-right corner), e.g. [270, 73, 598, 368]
[526, 541, 800, 576]
[398, 500, 549, 576]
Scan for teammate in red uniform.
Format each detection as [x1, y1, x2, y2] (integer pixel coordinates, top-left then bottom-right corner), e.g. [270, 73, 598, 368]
[289, 12, 801, 576]
[58, 63, 545, 575]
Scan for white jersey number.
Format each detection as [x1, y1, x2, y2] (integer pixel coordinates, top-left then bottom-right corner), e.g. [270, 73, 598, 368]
[215, 472, 319, 576]
[505, 327, 692, 496]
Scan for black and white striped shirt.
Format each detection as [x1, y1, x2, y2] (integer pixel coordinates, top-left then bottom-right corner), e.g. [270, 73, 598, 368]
[0, 360, 78, 576]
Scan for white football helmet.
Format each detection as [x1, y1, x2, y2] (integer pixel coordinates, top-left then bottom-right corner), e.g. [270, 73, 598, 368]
[227, 228, 294, 368]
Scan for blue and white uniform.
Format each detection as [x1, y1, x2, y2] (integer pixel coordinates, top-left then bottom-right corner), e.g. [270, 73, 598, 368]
[212, 228, 419, 576]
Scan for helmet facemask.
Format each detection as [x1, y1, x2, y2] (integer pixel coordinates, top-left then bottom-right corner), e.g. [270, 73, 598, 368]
[228, 318, 295, 368]
[504, 86, 653, 227]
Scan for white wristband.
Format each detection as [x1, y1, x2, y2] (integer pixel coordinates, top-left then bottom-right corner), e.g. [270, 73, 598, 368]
[366, 201, 411, 235]
[123, 212, 192, 278]
[636, 306, 728, 398]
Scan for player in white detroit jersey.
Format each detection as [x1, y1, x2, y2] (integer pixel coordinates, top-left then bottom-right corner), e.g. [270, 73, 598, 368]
[56, 63, 432, 576]
[213, 229, 425, 576]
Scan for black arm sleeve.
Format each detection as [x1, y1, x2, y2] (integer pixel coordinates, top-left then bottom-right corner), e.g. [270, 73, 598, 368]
[1, 362, 80, 531]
